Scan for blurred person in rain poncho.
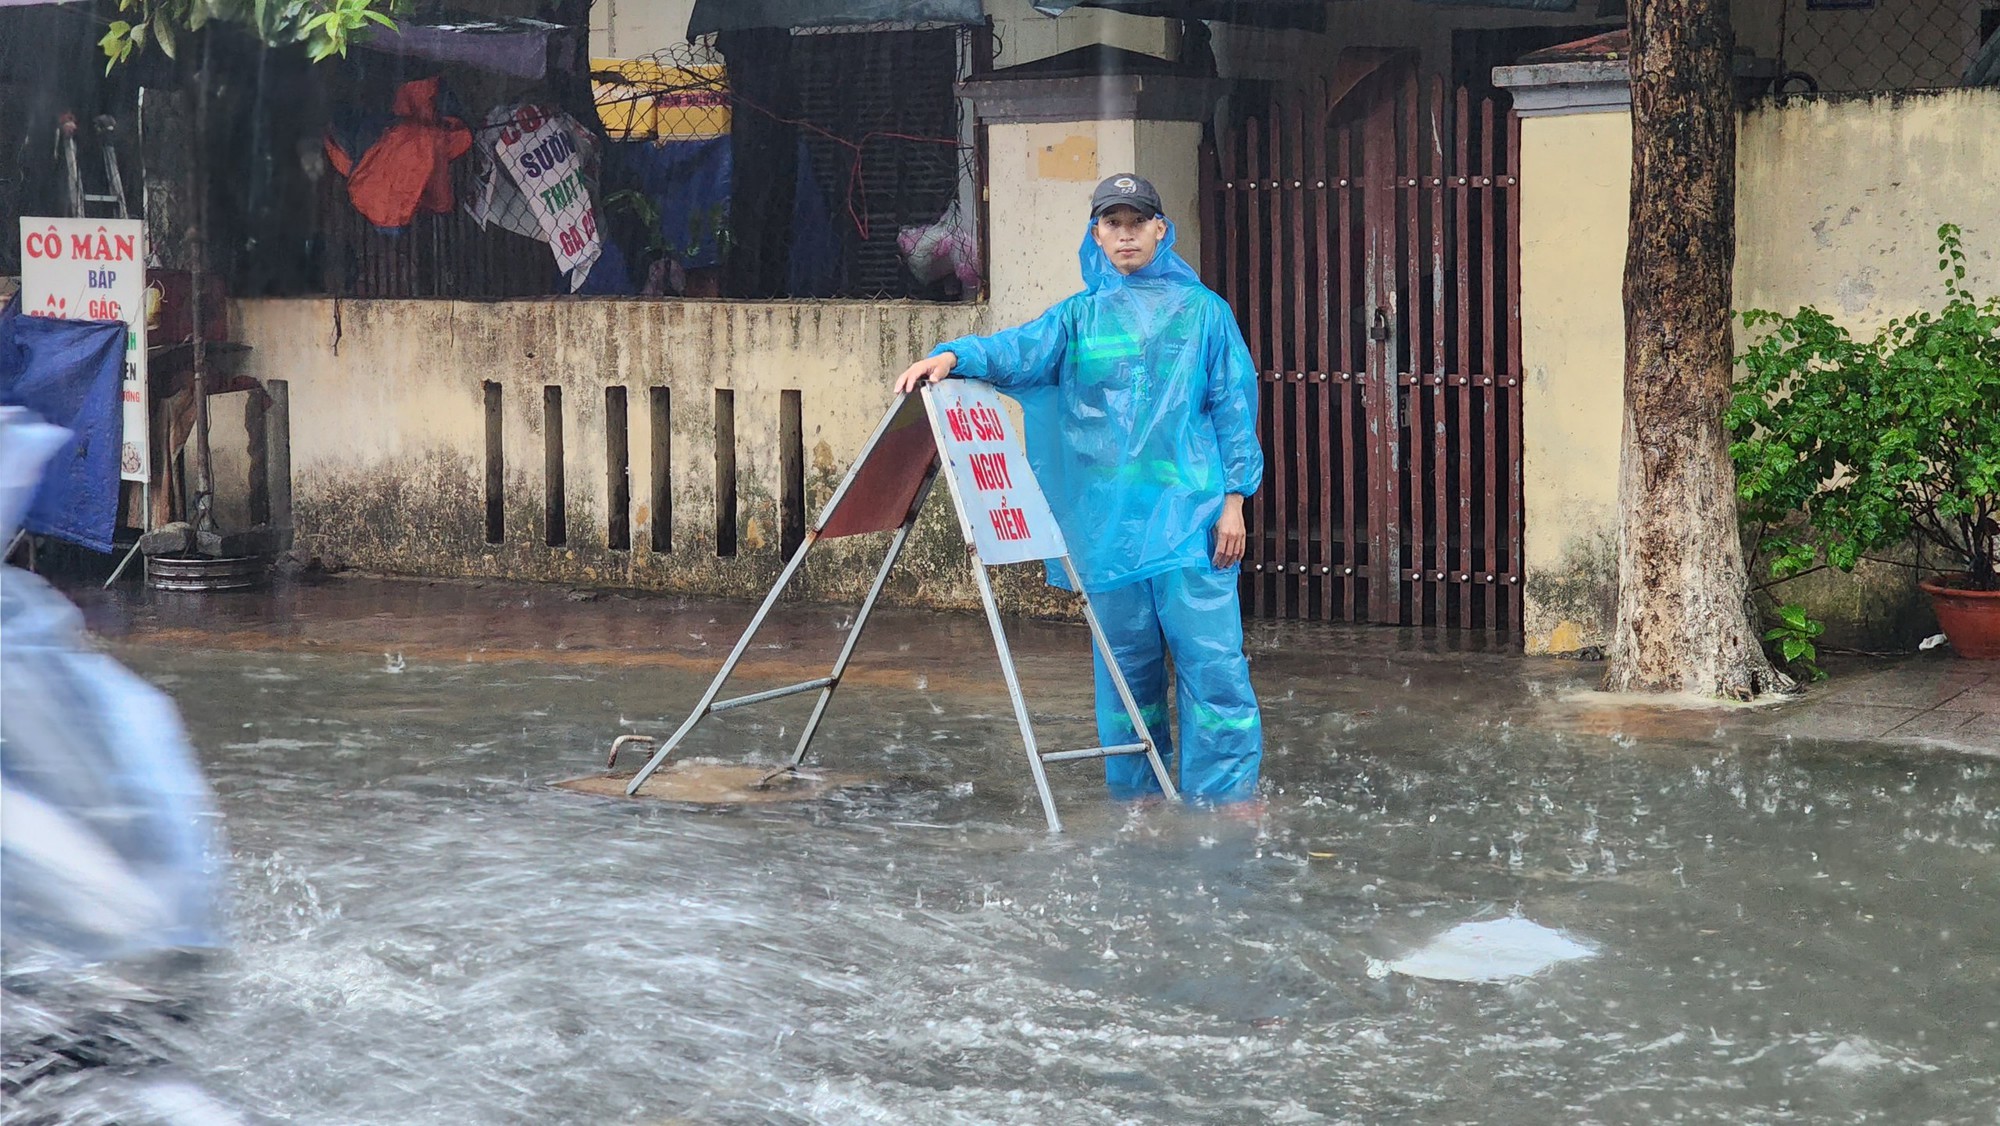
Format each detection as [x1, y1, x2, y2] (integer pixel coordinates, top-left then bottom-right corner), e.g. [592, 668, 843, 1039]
[895, 174, 1265, 804]
[0, 407, 245, 1124]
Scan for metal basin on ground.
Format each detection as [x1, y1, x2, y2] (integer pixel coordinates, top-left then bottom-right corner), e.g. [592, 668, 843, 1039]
[145, 554, 269, 592]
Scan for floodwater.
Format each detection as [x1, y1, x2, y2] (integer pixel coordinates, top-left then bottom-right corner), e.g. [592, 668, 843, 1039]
[47, 586, 2000, 1122]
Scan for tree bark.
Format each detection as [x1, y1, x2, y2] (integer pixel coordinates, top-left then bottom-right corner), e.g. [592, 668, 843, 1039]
[1603, 0, 1793, 699]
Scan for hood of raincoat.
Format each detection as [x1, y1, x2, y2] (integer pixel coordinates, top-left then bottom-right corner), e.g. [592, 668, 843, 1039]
[1078, 218, 1203, 294]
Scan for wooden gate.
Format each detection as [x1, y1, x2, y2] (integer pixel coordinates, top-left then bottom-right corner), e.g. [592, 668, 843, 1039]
[1205, 68, 1524, 631]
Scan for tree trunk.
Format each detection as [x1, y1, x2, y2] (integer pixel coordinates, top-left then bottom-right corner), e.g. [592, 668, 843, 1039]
[1602, 0, 1793, 699]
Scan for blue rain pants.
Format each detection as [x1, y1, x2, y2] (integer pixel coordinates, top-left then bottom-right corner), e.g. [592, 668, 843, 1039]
[1092, 566, 1262, 804]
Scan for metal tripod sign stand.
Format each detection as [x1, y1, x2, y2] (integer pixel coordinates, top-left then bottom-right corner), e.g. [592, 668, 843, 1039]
[616, 381, 1176, 831]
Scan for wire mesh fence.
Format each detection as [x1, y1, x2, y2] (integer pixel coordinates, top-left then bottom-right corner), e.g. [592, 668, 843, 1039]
[315, 26, 978, 303]
[593, 30, 979, 303]
[1755, 0, 2000, 94]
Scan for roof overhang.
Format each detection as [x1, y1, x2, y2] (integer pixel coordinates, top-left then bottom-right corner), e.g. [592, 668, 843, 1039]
[1036, 0, 1578, 21]
[687, 0, 985, 35]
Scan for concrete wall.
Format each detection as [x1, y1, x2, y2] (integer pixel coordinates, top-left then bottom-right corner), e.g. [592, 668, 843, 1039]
[1517, 109, 1630, 655]
[984, 118, 1202, 329]
[223, 297, 1116, 611]
[1737, 90, 2000, 330]
[986, 0, 1174, 69]
[590, 0, 696, 59]
[1519, 87, 2000, 653]
[1732, 89, 2000, 646]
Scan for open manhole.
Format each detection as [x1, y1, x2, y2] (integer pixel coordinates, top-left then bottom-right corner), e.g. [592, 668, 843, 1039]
[557, 760, 865, 805]
[147, 554, 269, 592]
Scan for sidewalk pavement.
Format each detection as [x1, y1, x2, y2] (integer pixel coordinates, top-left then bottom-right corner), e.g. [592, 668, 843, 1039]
[70, 573, 1999, 761]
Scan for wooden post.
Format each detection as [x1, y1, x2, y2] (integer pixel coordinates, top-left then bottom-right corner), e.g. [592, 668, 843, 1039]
[187, 32, 217, 538]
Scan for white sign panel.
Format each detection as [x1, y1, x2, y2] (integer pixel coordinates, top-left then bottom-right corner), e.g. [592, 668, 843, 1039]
[19, 218, 149, 482]
[489, 105, 602, 291]
[924, 380, 1066, 565]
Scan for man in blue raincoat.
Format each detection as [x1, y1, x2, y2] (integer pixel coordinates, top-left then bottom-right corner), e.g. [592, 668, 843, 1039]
[894, 174, 1265, 804]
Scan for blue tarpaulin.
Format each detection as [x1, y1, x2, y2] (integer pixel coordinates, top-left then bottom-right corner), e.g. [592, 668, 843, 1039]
[0, 297, 128, 553]
[617, 136, 733, 271]
[786, 139, 842, 299]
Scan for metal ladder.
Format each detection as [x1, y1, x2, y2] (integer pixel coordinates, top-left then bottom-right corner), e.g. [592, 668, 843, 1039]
[59, 112, 130, 219]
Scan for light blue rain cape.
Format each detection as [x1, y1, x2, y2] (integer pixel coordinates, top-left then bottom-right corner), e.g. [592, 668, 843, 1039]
[931, 221, 1263, 592]
[1, 407, 226, 968]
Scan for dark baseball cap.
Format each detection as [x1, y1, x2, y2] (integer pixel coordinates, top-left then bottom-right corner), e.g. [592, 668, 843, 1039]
[1090, 173, 1163, 219]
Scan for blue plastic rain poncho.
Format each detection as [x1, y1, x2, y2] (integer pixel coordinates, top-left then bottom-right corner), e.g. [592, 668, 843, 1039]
[932, 221, 1263, 593]
[932, 223, 1265, 803]
[1, 408, 226, 967]
[2, 406, 241, 1118]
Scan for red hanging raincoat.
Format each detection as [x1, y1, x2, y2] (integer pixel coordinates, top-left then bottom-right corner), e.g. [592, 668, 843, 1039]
[325, 77, 472, 229]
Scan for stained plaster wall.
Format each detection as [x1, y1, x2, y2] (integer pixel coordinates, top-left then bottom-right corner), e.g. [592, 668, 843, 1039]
[222, 297, 1122, 612]
[1736, 90, 2000, 335]
[1517, 109, 1629, 656]
[1520, 87, 2000, 654]
[985, 118, 1203, 330]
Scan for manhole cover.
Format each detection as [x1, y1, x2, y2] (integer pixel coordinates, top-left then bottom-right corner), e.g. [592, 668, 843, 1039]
[556, 760, 864, 805]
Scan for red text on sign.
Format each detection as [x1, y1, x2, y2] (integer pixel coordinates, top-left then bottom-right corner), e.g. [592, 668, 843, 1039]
[75, 231, 135, 261]
[989, 505, 1030, 541]
[967, 452, 1013, 492]
[944, 403, 1006, 444]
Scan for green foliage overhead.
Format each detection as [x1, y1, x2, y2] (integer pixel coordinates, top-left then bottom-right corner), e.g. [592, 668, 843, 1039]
[1730, 224, 2000, 592]
[99, 0, 401, 70]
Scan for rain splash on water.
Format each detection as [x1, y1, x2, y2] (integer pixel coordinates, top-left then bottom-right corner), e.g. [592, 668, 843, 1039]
[30, 630, 2000, 1124]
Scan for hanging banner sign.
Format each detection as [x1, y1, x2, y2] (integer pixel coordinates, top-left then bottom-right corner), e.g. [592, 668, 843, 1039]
[19, 217, 150, 482]
[489, 105, 602, 290]
[924, 380, 1066, 566]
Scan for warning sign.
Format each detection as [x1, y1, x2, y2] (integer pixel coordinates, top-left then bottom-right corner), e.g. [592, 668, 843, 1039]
[924, 380, 1066, 566]
[19, 217, 149, 482]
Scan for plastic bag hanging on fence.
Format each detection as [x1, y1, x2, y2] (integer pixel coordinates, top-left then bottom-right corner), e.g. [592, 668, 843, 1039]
[897, 199, 981, 295]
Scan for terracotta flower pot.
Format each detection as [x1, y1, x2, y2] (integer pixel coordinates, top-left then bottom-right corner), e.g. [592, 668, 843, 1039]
[1918, 575, 2000, 659]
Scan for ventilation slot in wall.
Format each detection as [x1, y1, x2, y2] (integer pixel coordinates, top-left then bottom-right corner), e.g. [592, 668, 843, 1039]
[605, 386, 631, 551]
[780, 389, 805, 560]
[650, 387, 671, 553]
[543, 385, 566, 547]
[483, 381, 504, 544]
[713, 389, 736, 557]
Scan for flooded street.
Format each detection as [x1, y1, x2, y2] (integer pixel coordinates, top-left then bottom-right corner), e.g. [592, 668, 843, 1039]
[91, 581, 2000, 1124]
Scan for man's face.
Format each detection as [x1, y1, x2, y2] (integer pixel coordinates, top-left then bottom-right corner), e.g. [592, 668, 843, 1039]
[1092, 206, 1167, 275]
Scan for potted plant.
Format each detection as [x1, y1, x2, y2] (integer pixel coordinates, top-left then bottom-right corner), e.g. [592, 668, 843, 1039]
[1730, 224, 2000, 658]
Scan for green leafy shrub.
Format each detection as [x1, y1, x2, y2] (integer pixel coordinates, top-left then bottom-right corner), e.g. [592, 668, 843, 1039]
[1730, 224, 2000, 593]
[1763, 604, 1827, 682]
